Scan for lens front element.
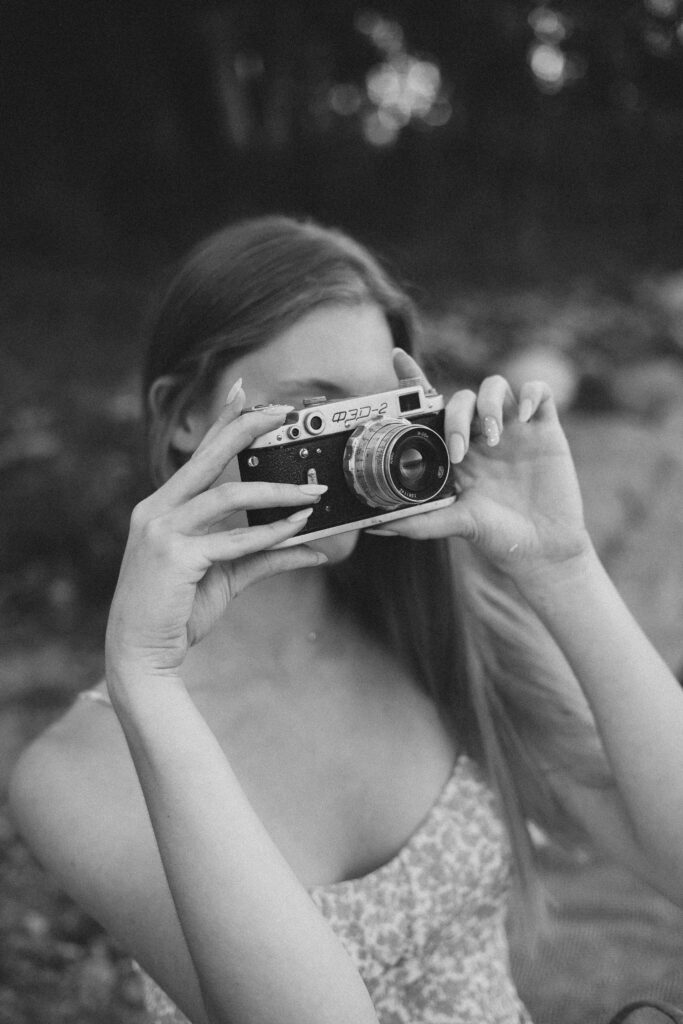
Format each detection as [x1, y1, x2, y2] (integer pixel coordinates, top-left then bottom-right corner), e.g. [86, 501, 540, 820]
[343, 417, 449, 510]
[396, 445, 426, 489]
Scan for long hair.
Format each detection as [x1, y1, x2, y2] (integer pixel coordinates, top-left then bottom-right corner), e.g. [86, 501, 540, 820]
[142, 214, 611, 933]
[143, 215, 415, 484]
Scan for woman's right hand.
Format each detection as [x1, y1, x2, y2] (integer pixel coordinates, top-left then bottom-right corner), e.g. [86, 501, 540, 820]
[105, 384, 328, 680]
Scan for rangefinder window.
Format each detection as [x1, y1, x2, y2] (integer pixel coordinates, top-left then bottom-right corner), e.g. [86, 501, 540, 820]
[304, 412, 325, 434]
[399, 390, 421, 413]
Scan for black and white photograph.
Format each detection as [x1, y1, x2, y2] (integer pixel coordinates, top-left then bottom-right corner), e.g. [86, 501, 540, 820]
[3, 3, 683, 1023]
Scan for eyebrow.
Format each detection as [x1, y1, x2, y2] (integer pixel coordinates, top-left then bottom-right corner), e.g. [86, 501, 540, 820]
[276, 379, 349, 395]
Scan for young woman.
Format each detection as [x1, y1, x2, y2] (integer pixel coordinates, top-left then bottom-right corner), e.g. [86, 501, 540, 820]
[9, 216, 683, 1024]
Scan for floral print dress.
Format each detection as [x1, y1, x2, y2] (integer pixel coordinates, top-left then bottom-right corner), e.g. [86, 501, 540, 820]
[134, 753, 532, 1024]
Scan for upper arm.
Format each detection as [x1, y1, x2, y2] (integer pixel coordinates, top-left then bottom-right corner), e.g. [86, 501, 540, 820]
[7, 703, 211, 1024]
[546, 771, 683, 906]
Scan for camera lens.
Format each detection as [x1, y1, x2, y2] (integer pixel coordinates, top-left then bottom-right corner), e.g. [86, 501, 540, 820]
[343, 418, 449, 510]
[396, 446, 426, 488]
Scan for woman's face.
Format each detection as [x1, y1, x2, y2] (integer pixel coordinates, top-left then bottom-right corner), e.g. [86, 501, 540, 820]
[189, 302, 400, 563]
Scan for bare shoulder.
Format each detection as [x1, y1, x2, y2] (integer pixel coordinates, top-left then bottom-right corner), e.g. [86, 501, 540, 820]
[9, 687, 144, 860]
[9, 686, 135, 829]
[8, 687, 208, 1023]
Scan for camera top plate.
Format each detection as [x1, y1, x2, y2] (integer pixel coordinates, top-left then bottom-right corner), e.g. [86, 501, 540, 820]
[243, 384, 444, 449]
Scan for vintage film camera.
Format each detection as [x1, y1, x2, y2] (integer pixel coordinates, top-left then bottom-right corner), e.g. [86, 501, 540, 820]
[238, 378, 454, 547]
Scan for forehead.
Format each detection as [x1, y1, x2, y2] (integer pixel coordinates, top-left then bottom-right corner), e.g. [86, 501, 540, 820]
[228, 303, 397, 398]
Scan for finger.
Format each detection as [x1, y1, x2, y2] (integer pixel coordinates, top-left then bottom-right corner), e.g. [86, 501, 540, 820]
[362, 499, 476, 542]
[475, 375, 516, 447]
[172, 481, 328, 532]
[517, 380, 558, 424]
[195, 507, 317, 563]
[392, 347, 435, 391]
[227, 545, 328, 599]
[160, 405, 296, 507]
[443, 388, 477, 464]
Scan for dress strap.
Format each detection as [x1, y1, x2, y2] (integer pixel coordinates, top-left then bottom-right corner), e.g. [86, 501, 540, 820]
[77, 688, 113, 707]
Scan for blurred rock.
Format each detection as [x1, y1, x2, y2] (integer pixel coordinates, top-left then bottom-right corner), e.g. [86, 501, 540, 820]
[503, 346, 579, 412]
[0, 813, 16, 847]
[77, 938, 117, 1010]
[573, 372, 616, 414]
[118, 968, 145, 1007]
[22, 909, 50, 940]
[0, 988, 29, 1024]
[54, 904, 101, 945]
[565, 410, 683, 669]
[0, 642, 102, 704]
[611, 358, 683, 417]
[641, 271, 683, 349]
[54, 940, 82, 963]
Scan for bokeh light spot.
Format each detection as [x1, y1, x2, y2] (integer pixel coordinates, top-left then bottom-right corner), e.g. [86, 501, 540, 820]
[529, 42, 567, 90]
[645, 0, 678, 17]
[328, 9, 453, 144]
[328, 83, 363, 116]
[355, 11, 405, 56]
[421, 98, 453, 128]
[529, 6, 568, 44]
[645, 26, 675, 56]
[366, 56, 444, 125]
[233, 52, 264, 82]
[362, 109, 400, 146]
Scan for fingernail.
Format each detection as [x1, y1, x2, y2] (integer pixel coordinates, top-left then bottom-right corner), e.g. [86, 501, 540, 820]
[448, 432, 466, 464]
[262, 404, 295, 415]
[314, 551, 329, 564]
[225, 378, 243, 405]
[298, 484, 328, 495]
[518, 399, 533, 423]
[287, 507, 314, 523]
[483, 416, 500, 446]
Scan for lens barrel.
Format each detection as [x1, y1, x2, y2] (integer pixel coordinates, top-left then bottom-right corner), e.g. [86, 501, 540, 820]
[343, 417, 449, 510]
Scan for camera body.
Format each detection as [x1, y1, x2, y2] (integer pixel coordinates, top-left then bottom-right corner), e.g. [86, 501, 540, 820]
[238, 379, 453, 547]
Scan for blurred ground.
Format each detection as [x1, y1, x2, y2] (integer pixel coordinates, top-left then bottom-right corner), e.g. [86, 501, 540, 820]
[1, 265, 683, 1024]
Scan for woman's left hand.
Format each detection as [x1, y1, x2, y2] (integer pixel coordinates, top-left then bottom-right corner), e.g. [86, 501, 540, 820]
[376, 350, 593, 579]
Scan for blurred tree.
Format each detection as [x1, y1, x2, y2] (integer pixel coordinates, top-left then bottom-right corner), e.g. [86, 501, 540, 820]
[4, 0, 683, 268]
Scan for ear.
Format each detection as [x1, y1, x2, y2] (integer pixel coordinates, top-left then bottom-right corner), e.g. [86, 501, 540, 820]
[148, 376, 210, 454]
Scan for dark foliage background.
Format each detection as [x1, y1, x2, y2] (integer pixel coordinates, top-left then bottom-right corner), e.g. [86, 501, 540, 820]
[5, 0, 683, 273]
[2, 2, 683, 1022]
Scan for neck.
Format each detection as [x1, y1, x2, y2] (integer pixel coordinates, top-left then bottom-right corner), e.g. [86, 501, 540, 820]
[183, 565, 357, 688]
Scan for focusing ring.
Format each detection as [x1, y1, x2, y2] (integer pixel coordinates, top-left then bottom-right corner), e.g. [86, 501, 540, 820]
[343, 417, 449, 510]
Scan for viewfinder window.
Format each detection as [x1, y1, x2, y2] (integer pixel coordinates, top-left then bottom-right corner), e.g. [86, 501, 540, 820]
[399, 390, 421, 413]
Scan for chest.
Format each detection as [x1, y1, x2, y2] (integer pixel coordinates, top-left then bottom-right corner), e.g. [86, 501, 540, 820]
[194, 671, 459, 888]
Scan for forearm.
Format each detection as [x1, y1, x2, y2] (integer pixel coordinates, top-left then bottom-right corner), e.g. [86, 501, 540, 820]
[513, 546, 683, 877]
[107, 670, 378, 1024]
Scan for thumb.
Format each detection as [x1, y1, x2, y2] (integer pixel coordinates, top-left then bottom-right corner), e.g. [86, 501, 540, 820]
[392, 348, 434, 391]
[365, 498, 476, 542]
[195, 379, 246, 454]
